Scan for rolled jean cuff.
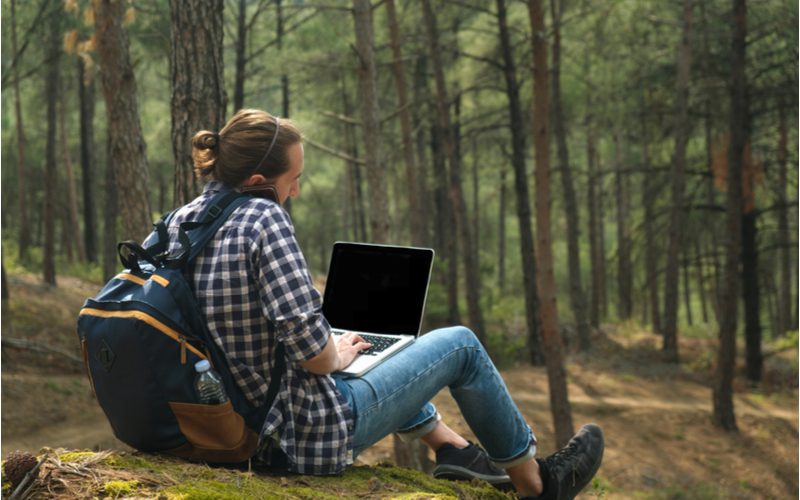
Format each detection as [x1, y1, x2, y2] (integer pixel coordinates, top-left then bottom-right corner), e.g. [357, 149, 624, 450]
[490, 440, 537, 469]
[395, 412, 442, 442]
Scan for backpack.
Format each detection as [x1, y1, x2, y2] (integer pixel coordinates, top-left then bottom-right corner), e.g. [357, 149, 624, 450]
[77, 190, 285, 463]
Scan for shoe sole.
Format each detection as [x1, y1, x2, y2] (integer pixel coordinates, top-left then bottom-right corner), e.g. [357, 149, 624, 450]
[432, 464, 512, 485]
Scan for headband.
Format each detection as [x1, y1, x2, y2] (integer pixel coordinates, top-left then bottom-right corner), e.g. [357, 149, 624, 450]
[252, 118, 281, 176]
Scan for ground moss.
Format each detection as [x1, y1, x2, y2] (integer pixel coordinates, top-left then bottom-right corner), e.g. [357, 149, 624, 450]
[58, 451, 98, 462]
[35, 450, 511, 499]
[103, 479, 139, 496]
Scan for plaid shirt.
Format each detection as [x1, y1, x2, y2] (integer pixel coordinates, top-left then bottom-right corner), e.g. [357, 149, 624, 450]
[154, 181, 353, 474]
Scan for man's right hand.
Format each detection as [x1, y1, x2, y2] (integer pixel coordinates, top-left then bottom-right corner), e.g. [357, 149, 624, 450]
[333, 331, 372, 371]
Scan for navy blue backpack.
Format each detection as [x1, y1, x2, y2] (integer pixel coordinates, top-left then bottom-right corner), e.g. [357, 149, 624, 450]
[77, 191, 284, 463]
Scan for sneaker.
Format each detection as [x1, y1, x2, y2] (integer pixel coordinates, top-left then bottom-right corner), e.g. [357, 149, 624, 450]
[531, 423, 604, 500]
[432, 442, 512, 486]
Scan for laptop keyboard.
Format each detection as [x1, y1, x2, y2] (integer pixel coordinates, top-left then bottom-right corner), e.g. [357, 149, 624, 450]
[334, 331, 401, 356]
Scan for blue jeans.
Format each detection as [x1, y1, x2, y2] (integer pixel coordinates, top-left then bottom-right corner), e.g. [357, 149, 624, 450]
[332, 326, 537, 468]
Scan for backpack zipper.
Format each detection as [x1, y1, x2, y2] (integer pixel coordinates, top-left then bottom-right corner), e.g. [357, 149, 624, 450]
[79, 308, 206, 363]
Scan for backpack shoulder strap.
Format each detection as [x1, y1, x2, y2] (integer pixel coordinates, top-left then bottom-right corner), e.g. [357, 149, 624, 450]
[168, 190, 251, 268]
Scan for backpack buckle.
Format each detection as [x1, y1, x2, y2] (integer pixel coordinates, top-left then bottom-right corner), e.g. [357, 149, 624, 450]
[207, 205, 222, 219]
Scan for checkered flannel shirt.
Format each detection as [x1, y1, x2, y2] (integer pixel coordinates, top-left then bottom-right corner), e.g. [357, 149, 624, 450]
[152, 181, 354, 475]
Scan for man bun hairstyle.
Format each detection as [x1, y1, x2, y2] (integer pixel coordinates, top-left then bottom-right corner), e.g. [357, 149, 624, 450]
[191, 109, 303, 187]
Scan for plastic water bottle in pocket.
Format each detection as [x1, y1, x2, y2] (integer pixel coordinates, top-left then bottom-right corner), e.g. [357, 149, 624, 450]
[194, 360, 229, 404]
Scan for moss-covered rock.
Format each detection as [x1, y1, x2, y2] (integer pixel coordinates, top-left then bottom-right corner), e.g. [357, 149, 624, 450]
[20, 448, 512, 499]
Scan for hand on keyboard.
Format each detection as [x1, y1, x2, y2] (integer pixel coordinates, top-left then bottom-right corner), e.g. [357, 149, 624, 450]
[333, 331, 372, 369]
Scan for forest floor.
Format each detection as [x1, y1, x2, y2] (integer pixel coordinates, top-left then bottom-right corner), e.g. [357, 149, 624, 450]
[1, 270, 797, 499]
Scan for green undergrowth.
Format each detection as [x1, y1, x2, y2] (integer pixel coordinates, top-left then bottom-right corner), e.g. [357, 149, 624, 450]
[23, 448, 511, 499]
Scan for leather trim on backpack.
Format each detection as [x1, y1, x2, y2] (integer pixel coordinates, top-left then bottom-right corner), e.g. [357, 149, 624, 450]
[167, 401, 259, 463]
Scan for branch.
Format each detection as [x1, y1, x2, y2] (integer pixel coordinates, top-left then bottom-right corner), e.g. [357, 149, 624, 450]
[246, 9, 321, 64]
[2, 336, 83, 365]
[305, 138, 365, 165]
[457, 50, 504, 70]
[1, 0, 53, 87]
[321, 110, 361, 125]
[443, 0, 494, 16]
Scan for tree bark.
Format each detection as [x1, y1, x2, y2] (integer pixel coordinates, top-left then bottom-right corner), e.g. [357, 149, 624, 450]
[170, 0, 226, 207]
[95, 0, 152, 243]
[496, 0, 543, 364]
[353, 0, 390, 243]
[663, 0, 694, 362]
[529, 0, 574, 447]
[713, 0, 745, 432]
[550, 0, 590, 351]
[422, 0, 485, 343]
[43, 10, 61, 286]
[11, 0, 31, 262]
[79, 56, 98, 263]
[386, 0, 424, 247]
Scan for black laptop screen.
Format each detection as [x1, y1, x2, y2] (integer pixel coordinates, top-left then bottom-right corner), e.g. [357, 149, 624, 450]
[322, 243, 434, 335]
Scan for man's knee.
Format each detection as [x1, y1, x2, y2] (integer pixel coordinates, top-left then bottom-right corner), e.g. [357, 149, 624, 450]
[435, 325, 482, 349]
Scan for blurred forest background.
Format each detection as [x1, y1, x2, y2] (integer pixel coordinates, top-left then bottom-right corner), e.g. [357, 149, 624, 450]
[1, 0, 798, 479]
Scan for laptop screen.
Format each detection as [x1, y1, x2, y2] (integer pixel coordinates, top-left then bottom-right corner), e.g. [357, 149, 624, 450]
[322, 242, 434, 336]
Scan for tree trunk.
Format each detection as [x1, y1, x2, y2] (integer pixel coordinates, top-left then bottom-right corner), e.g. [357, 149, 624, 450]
[11, 0, 31, 262]
[695, 236, 709, 323]
[496, 0, 543, 365]
[431, 122, 461, 325]
[60, 95, 86, 262]
[277, 0, 293, 216]
[614, 134, 632, 319]
[413, 53, 432, 246]
[550, 0, 589, 351]
[585, 71, 601, 328]
[386, 0, 424, 247]
[597, 154, 608, 319]
[353, 0, 390, 243]
[741, 210, 762, 382]
[682, 249, 693, 326]
[422, 0, 485, 343]
[529, 0, 574, 447]
[776, 100, 791, 335]
[641, 90, 661, 334]
[79, 56, 98, 263]
[663, 0, 694, 362]
[43, 11, 61, 286]
[170, 0, 226, 207]
[95, 0, 152, 243]
[498, 165, 507, 292]
[102, 133, 119, 282]
[713, 0, 745, 432]
[233, 0, 246, 111]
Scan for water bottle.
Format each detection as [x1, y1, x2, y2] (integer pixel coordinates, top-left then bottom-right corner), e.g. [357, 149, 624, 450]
[194, 359, 229, 404]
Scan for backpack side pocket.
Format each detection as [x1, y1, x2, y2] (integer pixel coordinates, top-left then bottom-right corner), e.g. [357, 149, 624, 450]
[168, 401, 258, 463]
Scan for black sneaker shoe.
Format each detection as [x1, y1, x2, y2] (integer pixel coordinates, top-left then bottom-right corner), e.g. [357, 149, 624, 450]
[534, 423, 604, 500]
[432, 442, 512, 486]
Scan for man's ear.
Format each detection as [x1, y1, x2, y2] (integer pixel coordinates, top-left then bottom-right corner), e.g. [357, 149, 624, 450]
[241, 174, 267, 187]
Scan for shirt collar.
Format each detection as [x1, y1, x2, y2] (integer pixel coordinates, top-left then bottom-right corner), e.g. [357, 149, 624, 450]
[203, 180, 234, 195]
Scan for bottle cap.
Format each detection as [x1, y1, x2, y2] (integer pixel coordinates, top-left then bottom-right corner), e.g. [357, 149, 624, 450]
[194, 359, 211, 373]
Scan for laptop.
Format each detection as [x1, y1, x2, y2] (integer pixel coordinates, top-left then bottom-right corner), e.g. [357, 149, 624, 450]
[322, 242, 435, 377]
